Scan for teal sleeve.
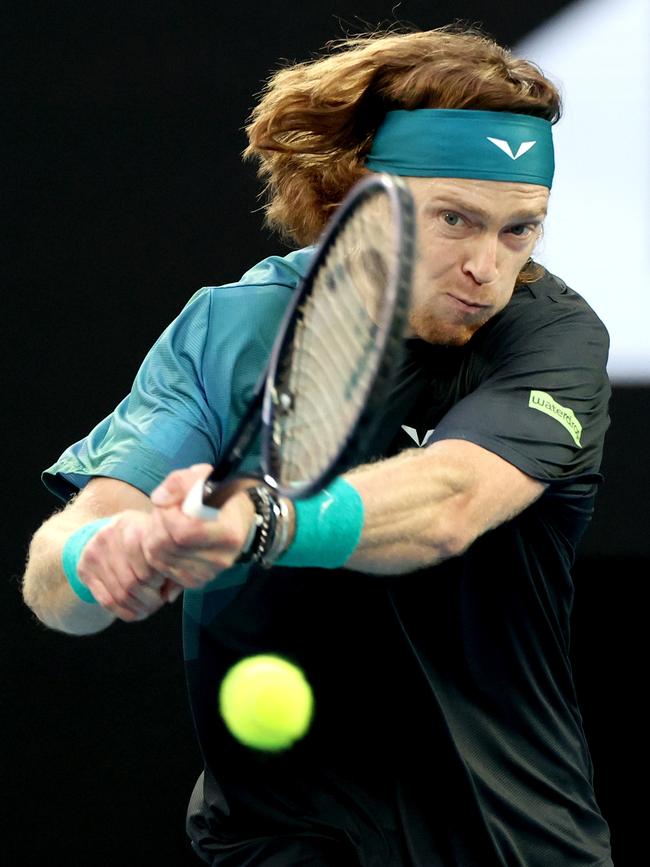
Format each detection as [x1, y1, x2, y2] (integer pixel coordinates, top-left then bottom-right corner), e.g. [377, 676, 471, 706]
[41, 267, 312, 501]
[43, 287, 220, 499]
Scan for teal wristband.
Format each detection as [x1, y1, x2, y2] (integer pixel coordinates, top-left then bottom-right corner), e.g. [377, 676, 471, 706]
[277, 477, 364, 569]
[62, 517, 113, 604]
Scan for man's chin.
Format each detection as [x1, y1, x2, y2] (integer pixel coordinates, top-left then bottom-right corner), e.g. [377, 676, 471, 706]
[410, 318, 477, 347]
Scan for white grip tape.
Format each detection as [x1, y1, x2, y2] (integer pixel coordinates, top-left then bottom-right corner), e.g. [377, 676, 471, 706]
[182, 477, 220, 521]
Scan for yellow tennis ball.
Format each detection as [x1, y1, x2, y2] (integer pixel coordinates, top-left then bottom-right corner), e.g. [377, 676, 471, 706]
[219, 655, 314, 752]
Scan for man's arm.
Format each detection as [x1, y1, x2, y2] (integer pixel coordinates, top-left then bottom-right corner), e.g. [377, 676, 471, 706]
[342, 438, 545, 574]
[146, 439, 546, 576]
[22, 478, 155, 635]
[24, 440, 543, 635]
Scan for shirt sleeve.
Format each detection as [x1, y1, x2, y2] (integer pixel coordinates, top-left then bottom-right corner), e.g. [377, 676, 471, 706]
[428, 292, 611, 487]
[42, 281, 293, 500]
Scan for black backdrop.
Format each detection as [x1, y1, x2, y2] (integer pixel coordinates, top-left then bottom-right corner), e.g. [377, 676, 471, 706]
[4, 2, 644, 864]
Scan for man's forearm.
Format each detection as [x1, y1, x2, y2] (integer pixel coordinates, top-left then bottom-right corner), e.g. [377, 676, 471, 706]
[344, 445, 471, 574]
[281, 440, 545, 575]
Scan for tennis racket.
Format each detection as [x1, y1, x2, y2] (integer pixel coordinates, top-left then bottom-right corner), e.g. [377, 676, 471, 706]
[182, 173, 415, 521]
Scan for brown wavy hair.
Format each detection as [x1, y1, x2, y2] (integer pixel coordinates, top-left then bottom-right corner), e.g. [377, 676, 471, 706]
[244, 25, 562, 284]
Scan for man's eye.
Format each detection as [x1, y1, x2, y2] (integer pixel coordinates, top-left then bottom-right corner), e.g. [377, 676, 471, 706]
[509, 224, 533, 237]
[442, 212, 462, 227]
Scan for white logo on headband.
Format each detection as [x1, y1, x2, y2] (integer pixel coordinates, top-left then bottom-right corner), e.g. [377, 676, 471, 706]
[486, 137, 537, 160]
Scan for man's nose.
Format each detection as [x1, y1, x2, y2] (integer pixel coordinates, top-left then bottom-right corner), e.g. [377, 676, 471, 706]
[462, 235, 499, 285]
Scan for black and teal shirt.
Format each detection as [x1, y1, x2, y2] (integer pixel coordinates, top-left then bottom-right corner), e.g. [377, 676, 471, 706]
[43, 249, 614, 867]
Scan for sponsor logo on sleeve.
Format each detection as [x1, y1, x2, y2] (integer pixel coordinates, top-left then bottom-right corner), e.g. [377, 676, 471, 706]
[528, 390, 583, 447]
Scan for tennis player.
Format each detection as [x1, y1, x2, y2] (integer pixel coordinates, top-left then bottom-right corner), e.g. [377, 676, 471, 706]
[22, 27, 614, 867]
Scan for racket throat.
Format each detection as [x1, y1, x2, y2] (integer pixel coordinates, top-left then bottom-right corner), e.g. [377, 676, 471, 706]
[202, 478, 230, 509]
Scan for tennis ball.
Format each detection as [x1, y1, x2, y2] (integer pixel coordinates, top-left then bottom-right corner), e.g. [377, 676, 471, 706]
[219, 654, 314, 752]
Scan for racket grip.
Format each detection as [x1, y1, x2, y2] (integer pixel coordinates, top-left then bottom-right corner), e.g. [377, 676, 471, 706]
[182, 478, 220, 521]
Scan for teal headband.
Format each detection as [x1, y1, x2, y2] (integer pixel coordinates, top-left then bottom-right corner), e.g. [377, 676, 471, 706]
[365, 109, 555, 188]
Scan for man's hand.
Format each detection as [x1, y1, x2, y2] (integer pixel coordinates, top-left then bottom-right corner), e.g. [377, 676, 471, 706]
[76, 465, 255, 622]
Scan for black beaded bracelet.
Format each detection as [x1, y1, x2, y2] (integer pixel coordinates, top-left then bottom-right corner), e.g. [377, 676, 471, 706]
[263, 494, 290, 565]
[235, 488, 266, 564]
[236, 486, 278, 566]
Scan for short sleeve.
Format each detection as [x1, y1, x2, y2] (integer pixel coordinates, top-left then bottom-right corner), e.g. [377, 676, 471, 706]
[429, 291, 611, 487]
[42, 280, 294, 500]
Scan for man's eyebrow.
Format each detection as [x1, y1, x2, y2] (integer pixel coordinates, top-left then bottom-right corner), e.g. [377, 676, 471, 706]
[428, 197, 547, 223]
[507, 208, 548, 223]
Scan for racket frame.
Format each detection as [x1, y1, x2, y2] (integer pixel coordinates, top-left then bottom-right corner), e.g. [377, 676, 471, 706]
[193, 172, 415, 513]
[261, 173, 415, 499]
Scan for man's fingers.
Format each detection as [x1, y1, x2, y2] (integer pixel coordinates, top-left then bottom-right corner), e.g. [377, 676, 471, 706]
[79, 543, 165, 621]
[154, 499, 245, 553]
[120, 520, 168, 593]
[140, 505, 243, 587]
[162, 581, 183, 603]
[146, 552, 218, 588]
[81, 567, 156, 622]
[118, 509, 191, 597]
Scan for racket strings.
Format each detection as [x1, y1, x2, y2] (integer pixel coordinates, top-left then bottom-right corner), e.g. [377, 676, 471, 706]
[276, 194, 397, 484]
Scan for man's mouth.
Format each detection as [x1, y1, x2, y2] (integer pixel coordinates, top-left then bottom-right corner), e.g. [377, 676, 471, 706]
[446, 294, 490, 312]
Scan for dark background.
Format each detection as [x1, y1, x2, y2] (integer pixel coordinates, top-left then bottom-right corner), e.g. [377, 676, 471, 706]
[4, 1, 644, 864]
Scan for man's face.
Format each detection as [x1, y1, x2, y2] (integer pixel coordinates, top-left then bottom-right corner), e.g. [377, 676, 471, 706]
[404, 177, 549, 346]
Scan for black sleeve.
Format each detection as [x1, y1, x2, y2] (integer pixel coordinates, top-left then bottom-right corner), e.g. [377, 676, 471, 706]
[429, 289, 611, 487]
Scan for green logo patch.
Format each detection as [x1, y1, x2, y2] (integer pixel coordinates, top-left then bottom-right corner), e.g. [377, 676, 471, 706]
[528, 390, 582, 447]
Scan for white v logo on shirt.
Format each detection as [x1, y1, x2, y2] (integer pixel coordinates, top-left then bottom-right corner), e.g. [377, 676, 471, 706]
[401, 425, 435, 447]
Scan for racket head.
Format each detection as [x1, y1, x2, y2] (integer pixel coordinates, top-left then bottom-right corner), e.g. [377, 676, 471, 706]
[260, 173, 415, 499]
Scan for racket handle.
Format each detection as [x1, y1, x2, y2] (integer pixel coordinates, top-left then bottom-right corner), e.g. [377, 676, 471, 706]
[182, 478, 220, 521]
